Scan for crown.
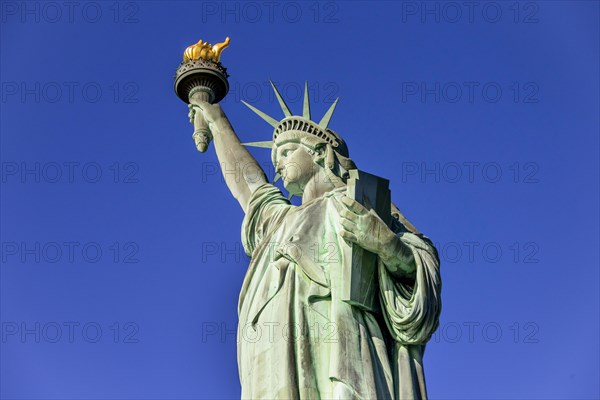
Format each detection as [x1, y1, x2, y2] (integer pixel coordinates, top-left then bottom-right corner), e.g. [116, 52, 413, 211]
[241, 81, 340, 151]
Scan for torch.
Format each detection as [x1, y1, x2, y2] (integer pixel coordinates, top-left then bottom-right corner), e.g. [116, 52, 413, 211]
[174, 37, 230, 152]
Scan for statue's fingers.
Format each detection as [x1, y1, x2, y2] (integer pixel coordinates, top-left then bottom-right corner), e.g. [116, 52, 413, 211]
[340, 209, 359, 222]
[339, 229, 358, 244]
[193, 101, 210, 111]
[189, 104, 202, 114]
[189, 103, 202, 114]
[340, 218, 355, 232]
[341, 196, 366, 215]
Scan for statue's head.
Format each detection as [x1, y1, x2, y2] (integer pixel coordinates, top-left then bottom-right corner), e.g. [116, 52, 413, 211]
[243, 82, 356, 196]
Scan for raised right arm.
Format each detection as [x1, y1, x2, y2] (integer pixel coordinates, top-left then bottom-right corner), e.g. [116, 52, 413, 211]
[191, 102, 268, 213]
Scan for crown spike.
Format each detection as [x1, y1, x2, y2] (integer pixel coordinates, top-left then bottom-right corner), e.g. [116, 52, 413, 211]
[270, 80, 292, 118]
[303, 81, 311, 120]
[318, 97, 339, 130]
[241, 140, 274, 148]
[241, 100, 279, 128]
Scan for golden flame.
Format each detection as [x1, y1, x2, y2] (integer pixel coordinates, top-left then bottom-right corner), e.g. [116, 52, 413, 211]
[183, 37, 230, 63]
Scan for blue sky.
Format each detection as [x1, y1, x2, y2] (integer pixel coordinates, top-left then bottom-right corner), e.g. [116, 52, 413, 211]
[1, 1, 599, 399]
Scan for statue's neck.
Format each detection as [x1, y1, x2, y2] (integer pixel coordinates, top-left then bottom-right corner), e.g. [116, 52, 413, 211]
[301, 168, 339, 204]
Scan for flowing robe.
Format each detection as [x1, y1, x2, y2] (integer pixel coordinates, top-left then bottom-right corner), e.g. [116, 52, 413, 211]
[238, 183, 441, 399]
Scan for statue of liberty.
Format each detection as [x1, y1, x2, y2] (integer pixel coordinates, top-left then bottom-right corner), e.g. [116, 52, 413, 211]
[175, 37, 441, 399]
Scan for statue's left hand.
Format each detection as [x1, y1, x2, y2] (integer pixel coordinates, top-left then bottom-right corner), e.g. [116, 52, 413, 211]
[338, 196, 416, 276]
[338, 196, 396, 255]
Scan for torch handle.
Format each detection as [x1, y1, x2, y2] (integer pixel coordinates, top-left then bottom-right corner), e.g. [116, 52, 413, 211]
[189, 90, 213, 153]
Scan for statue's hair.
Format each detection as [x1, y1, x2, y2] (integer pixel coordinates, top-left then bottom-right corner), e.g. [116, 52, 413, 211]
[271, 131, 328, 162]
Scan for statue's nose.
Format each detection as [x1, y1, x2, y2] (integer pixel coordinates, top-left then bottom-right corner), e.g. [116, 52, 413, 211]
[275, 159, 284, 175]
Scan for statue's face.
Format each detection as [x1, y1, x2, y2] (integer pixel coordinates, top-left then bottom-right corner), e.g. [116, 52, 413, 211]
[275, 142, 318, 196]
